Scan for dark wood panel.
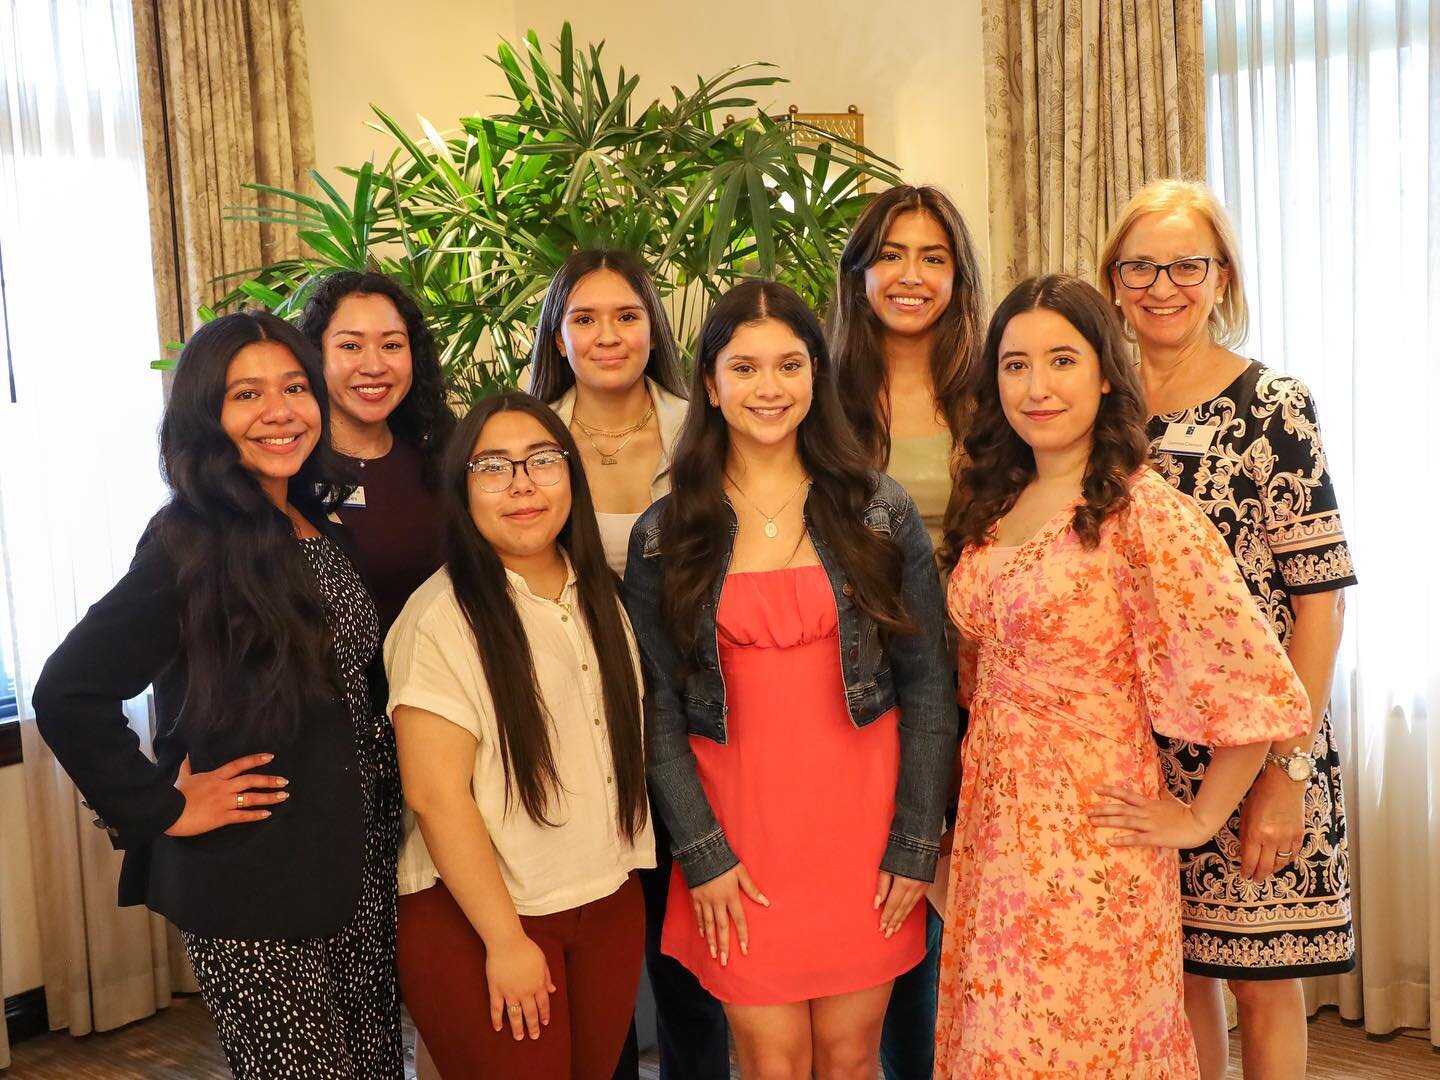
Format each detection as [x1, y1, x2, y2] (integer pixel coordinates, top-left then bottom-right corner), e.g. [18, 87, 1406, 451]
[0, 720, 20, 767]
[5, 986, 47, 1045]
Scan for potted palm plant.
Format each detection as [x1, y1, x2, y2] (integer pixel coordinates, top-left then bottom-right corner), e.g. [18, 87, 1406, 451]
[213, 23, 900, 400]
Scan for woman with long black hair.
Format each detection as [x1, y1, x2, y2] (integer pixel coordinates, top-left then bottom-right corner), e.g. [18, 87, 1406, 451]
[387, 392, 654, 1078]
[32, 311, 403, 1077]
[624, 280, 954, 1075]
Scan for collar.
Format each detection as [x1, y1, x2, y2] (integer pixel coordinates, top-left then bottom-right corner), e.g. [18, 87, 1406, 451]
[502, 550, 578, 604]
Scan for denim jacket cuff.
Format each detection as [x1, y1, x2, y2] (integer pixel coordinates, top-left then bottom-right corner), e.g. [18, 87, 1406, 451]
[880, 833, 939, 883]
[674, 828, 741, 888]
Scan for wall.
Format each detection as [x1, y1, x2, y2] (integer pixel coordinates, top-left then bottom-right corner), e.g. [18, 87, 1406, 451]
[302, 0, 520, 175]
[299, 0, 990, 269]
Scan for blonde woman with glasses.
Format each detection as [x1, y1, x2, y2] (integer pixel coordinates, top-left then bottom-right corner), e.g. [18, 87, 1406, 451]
[1100, 180, 1356, 1080]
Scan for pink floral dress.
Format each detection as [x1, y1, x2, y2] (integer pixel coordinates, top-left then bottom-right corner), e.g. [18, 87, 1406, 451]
[935, 471, 1310, 1078]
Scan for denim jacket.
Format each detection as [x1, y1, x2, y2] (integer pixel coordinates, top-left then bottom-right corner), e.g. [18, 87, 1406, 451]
[622, 471, 958, 888]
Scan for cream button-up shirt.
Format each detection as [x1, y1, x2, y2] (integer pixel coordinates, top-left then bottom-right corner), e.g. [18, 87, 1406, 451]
[385, 560, 656, 916]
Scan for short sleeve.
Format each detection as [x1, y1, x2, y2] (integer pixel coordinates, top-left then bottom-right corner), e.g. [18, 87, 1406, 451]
[1114, 474, 1311, 746]
[1250, 375, 1358, 595]
[383, 591, 489, 742]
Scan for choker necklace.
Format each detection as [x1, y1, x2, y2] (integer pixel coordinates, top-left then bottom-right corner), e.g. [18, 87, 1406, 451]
[572, 404, 654, 465]
[726, 474, 810, 539]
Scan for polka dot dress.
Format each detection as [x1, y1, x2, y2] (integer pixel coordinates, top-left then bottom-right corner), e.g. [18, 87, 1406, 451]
[181, 534, 403, 1079]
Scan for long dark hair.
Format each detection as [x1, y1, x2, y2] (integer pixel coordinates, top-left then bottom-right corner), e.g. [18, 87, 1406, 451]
[442, 392, 646, 839]
[156, 310, 352, 743]
[943, 275, 1149, 560]
[660, 280, 913, 656]
[527, 249, 688, 402]
[296, 271, 455, 486]
[830, 185, 986, 467]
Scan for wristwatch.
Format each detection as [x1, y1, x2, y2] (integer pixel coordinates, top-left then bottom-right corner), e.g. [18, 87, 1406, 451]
[1266, 747, 1318, 783]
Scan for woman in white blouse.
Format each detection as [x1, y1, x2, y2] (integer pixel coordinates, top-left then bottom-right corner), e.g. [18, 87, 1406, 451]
[385, 392, 654, 1079]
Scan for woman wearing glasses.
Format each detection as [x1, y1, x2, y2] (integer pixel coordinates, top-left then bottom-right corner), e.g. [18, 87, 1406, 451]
[386, 392, 654, 1079]
[1101, 180, 1356, 1080]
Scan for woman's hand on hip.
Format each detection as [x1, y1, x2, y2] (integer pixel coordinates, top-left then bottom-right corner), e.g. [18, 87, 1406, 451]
[690, 862, 769, 966]
[486, 932, 555, 1041]
[163, 754, 288, 836]
[1087, 785, 1213, 851]
[875, 871, 927, 937]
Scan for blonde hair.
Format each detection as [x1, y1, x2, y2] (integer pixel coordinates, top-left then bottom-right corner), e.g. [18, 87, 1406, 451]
[1098, 179, 1249, 348]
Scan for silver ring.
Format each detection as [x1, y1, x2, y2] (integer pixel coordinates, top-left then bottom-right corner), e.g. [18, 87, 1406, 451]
[236, 793, 245, 810]
[1276, 849, 1293, 858]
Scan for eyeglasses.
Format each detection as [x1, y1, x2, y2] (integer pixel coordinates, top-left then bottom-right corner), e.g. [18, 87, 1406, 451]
[465, 449, 570, 492]
[1113, 256, 1220, 290]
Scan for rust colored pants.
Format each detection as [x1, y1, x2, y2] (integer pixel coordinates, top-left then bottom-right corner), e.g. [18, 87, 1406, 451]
[398, 875, 643, 1080]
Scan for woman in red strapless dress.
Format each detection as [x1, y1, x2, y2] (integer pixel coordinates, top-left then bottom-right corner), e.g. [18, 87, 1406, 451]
[624, 281, 955, 1075]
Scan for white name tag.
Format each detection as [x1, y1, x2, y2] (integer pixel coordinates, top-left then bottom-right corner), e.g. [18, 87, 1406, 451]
[1157, 422, 1218, 457]
[342, 485, 367, 509]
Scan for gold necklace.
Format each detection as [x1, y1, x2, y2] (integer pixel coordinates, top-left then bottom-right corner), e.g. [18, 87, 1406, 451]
[726, 474, 810, 540]
[572, 405, 654, 466]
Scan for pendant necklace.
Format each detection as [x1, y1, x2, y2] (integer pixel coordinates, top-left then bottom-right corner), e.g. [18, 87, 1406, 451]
[572, 404, 654, 466]
[726, 474, 810, 539]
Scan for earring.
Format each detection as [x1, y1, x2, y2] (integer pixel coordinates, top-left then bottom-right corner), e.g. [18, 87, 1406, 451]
[708, 396, 718, 408]
[1114, 297, 1121, 307]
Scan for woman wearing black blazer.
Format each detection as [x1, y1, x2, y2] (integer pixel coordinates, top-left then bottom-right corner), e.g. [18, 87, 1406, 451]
[32, 311, 403, 1078]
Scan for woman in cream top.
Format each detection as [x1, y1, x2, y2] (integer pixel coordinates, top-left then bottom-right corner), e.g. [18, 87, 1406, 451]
[529, 249, 690, 577]
[385, 392, 653, 1078]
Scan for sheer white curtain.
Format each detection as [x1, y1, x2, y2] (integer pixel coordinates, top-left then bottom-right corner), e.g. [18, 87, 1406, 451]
[1205, 0, 1439, 1044]
[0, 0, 189, 1058]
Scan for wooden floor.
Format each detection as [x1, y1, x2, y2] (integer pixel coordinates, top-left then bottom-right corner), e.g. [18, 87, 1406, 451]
[4, 996, 1435, 1077]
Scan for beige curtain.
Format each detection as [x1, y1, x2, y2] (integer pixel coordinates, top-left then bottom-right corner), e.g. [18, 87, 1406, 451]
[981, 0, 1206, 294]
[131, 0, 315, 349]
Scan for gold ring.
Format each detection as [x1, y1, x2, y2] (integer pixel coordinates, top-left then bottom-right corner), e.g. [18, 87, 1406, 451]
[236, 793, 245, 810]
[508, 1004, 521, 1014]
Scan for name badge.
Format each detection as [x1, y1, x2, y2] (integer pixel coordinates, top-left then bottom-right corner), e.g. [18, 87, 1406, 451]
[342, 485, 367, 509]
[1157, 422, 1218, 457]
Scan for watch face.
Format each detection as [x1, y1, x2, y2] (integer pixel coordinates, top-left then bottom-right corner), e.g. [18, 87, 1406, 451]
[1286, 757, 1313, 782]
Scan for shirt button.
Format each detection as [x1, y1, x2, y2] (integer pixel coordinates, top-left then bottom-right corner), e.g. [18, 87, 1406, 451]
[606, 775, 613, 784]
[848, 647, 859, 662]
[561, 614, 569, 622]
[594, 717, 601, 726]
[581, 663, 589, 671]
[842, 582, 854, 597]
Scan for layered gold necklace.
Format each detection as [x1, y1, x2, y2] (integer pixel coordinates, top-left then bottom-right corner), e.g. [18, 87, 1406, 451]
[572, 405, 654, 465]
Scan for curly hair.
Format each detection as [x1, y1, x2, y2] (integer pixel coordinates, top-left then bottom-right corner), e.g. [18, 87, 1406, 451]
[296, 271, 455, 486]
[942, 275, 1150, 561]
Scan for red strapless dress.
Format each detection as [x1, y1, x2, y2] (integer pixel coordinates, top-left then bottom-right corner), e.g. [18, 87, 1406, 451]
[661, 565, 924, 1005]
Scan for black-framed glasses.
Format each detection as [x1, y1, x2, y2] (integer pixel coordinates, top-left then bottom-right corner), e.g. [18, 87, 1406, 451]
[465, 448, 570, 492]
[1113, 256, 1219, 289]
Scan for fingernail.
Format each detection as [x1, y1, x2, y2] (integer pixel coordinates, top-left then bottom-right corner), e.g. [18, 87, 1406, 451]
[709, 945, 716, 958]
[759, 895, 769, 906]
[276, 792, 290, 801]
[740, 942, 748, 956]
[260, 810, 272, 818]
[262, 754, 274, 762]
[277, 778, 289, 787]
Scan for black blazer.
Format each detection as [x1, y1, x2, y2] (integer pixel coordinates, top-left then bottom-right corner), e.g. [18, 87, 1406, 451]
[31, 516, 379, 940]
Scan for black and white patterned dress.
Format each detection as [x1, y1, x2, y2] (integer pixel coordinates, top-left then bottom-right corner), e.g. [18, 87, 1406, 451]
[181, 534, 403, 1077]
[1148, 361, 1356, 979]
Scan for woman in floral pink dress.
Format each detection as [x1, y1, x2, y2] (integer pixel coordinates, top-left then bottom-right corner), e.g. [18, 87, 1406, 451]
[934, 276, 1311, 1078]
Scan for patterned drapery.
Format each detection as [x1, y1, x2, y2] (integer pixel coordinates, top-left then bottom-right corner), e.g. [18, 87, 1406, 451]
[131, 0, 316, 348]
[981, 0, 1206, 293]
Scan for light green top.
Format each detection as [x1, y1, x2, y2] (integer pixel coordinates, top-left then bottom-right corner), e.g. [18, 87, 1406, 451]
[886, 431, 955, 552]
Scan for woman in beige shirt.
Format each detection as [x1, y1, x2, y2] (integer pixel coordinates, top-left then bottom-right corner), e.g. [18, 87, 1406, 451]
[828, 185, 985, 1080]
[385, 392, 654, 1079]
